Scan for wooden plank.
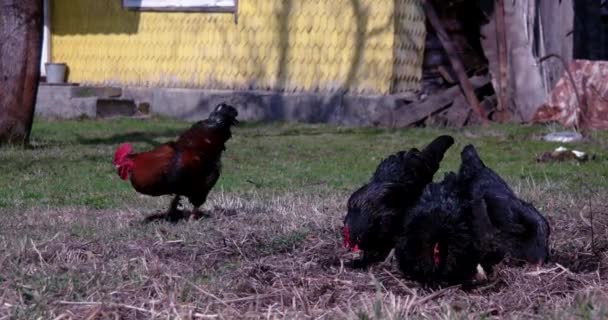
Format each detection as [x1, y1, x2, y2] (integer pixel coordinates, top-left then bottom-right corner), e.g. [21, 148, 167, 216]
[393, 76, 490, 127]
[444, 95, 471, 128]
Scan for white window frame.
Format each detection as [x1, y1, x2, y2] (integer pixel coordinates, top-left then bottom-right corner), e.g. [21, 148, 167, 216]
[41, 0, 51, 76]
[122, 0, 237, 13]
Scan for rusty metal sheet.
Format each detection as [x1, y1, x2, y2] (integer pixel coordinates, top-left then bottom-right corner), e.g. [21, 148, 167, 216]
[533, 59, 608, 129]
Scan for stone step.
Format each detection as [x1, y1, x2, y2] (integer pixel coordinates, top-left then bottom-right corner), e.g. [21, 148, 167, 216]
[70, 86, 122, 99]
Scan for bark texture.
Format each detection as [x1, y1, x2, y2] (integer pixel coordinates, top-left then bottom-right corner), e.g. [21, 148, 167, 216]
[0, 0, 43, 145]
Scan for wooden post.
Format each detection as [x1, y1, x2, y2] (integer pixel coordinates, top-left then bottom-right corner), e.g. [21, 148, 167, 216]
[0, 0, 43, 145]
[422, 0, 487, 123]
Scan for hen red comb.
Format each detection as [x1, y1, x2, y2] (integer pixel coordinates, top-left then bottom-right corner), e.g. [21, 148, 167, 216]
[342, 226, 359, 252]
[113, 143, 132, 165]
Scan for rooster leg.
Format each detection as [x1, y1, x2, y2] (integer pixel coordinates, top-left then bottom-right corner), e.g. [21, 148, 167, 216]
[144, 195, 186, 223]
[165, 195, 186, 222]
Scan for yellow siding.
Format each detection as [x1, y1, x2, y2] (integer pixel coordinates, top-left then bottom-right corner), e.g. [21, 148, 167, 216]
[51, 0, 425, 94]
[393, 0, 426, 93]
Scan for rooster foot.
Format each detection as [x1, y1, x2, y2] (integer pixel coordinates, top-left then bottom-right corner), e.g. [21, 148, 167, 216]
[188, 209, 211, 221]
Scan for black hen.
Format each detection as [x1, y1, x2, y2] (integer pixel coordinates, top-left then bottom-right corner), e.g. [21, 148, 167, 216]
[395, 172, 496, 286]
[458, 145, 551, 268]
[342, 135, 455, 268]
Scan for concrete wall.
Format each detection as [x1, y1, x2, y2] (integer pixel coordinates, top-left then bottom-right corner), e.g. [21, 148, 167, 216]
[35, 84, 402, 127]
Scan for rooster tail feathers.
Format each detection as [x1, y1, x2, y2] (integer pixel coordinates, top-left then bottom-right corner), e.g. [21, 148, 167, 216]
[460, 144, 485, 170]
[113, 143, 133, 165]
[421, 135, 455, 165]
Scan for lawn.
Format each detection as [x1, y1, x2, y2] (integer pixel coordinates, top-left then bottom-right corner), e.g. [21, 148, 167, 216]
[0, 118, 607, 319]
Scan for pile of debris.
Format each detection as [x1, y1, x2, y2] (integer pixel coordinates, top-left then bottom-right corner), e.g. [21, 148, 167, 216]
[395, 0, 605, 130]
[392, 0, 500, 128]
[393, 75, 495, 128]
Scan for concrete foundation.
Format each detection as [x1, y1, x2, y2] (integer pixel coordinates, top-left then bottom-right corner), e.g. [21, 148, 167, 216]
[35, 84, 410, 126]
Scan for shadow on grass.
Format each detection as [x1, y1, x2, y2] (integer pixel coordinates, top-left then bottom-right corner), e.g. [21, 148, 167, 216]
[240, 127, 387, 138]
[75, 129, 183, 147]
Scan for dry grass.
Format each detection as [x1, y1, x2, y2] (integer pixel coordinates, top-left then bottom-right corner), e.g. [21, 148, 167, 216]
[1, 183, 608, 319]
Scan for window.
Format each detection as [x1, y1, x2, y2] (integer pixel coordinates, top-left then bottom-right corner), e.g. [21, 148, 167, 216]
[123, 0, 236, 12]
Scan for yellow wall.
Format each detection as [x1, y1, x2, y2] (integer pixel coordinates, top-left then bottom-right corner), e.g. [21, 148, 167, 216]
[51, 0, 425, 94]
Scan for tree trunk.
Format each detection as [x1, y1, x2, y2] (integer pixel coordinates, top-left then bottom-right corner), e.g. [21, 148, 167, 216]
[0, 0, 43, 145]
[480, 0, 547, 122]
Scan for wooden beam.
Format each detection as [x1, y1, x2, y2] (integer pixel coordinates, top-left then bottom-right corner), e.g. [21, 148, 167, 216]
[422, 0, 488, 123]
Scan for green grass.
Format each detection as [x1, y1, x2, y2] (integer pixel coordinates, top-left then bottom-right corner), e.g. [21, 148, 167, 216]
[0, 118, 606, 210]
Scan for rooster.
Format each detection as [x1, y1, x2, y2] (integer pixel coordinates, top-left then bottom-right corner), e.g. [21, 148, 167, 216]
[458, 145, 550, 268]
[112, 103, 238, 222]
[342, 135, 455, 269]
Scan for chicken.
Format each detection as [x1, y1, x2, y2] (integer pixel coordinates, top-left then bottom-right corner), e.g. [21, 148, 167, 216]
[342, 135, 455, 269]
[395, 144, 551, 286]
[395, 172, 496, 286]
[112, 103, 238, 222]
[458, 145, 551, 269]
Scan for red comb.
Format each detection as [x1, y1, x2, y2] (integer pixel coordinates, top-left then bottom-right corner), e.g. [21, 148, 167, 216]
[342, 226, 359, 252]
[113, 143, 132, 165]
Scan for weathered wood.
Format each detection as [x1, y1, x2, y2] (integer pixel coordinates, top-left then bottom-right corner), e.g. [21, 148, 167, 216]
[422, 0, 487, 122]
[538, 0, 573, 92]
[393, 76, 490, 127]
[426, 94, 470, 128]
[444, 95, 471, 128]
[436, 65, 455, 84]
[493, 0, 510, 122]
[480, 0, 547, 122]
[0, 0, 43, 145]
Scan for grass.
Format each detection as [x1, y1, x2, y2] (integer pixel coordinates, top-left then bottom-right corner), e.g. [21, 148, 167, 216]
[0, 117, 607, 319]
[1, 118, 607, 209]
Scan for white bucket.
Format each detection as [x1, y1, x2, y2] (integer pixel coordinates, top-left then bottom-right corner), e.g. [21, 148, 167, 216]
[45, 63, 67, 84]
